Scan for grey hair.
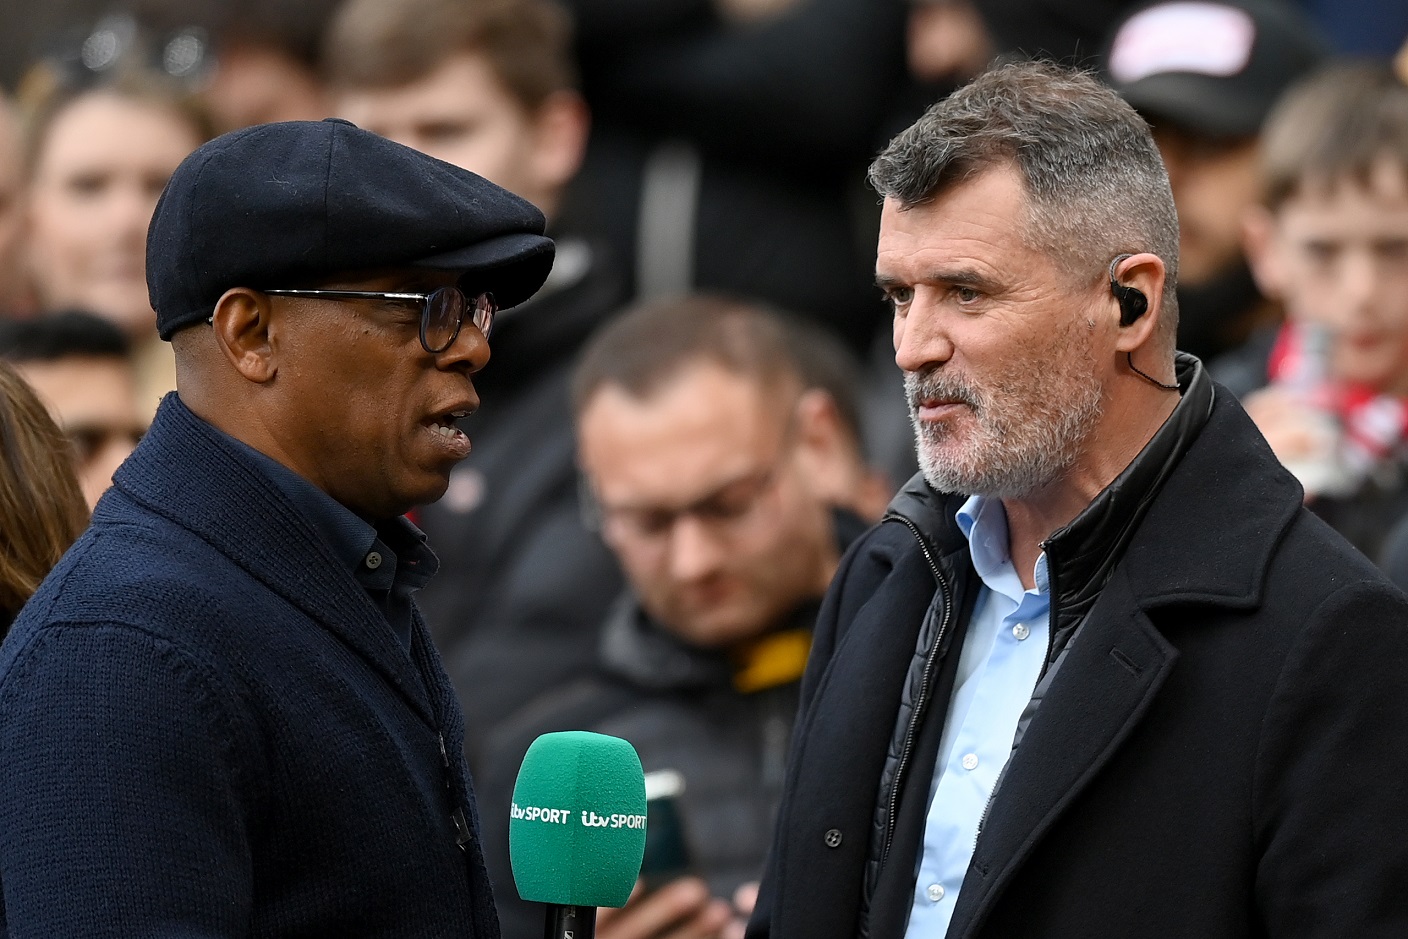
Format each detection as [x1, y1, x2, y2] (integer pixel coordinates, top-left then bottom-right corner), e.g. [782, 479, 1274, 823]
[868, 61, 1181, 337]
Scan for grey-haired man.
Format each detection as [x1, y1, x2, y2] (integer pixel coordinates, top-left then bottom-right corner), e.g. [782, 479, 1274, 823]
[748, 61, 1408, 939]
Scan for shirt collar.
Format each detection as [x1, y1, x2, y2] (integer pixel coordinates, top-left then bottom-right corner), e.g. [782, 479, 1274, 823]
[213, 431, 440, 595]
[222, 436, 382, 577]
[956, 494, 1050, 597]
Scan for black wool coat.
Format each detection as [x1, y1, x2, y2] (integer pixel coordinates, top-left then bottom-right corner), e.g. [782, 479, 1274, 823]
[748, 381, 1408, 939]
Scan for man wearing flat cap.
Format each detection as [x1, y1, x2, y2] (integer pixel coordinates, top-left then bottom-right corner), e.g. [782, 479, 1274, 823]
[0, 118, 554, 937]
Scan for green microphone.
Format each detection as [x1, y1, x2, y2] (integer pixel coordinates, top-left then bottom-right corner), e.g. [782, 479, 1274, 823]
[509, 731, 648, 939]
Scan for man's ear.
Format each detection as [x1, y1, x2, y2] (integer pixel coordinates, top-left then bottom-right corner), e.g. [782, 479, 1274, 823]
[791, 388, 894, 521]
[1110, 252, 1167, 354]
[527, 89, 590, 197]
[210, 287, 278, 383]
[1241, 204, 1285, 301]
[790, 388, 881, 514]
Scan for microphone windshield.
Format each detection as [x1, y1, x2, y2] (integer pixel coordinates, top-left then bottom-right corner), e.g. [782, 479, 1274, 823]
[509, 731, 647, 908]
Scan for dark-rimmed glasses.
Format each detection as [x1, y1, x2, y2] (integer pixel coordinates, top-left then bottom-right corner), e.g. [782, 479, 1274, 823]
[261, 286, 496, 354]
[579, 405, 801, 551]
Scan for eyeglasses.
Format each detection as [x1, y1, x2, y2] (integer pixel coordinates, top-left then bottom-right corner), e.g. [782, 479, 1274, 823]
[261, 286, 496, 354]
[30, 13, 213, 94]
[581, 410, 800, 552]
[589, 464, 785, 550]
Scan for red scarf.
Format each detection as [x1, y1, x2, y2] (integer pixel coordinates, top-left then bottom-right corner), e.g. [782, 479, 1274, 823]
[1267, 322, 1408, 483]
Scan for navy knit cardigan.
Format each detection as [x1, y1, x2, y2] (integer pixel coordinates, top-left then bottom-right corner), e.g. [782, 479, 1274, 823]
[0, 394, 500, 938]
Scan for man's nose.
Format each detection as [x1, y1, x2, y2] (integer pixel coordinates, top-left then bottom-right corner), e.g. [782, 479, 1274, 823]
[666, 515, 726, 582]
[435, 319, 491, 374]
[1341, 250, 1383, 320]
[894, 298, 954, 373]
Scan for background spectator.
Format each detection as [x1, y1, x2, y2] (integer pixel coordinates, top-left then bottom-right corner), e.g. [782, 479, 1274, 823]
[1104, 0, 1326, 368]
[0, 2, 335, 129]
[325, 0, 628, 769]
[0, 359, 87, 635]
[16, 65, 210, 414]
[0, 96, 24, 315]
[0, 311, 146, 508]
[556, 0, 909, 354]
[906, 0, 995, 88]
[327, 0, 589, 221]
[1241, 63, 1408, 564]
[197, 0, 335, 132]
[480, 295, 885, 939]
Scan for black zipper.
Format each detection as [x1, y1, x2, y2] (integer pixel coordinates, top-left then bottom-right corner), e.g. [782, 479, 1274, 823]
[879, 513, 953, 867]
[973, 782, 998, 852]
[1037, 540, 1059, 682]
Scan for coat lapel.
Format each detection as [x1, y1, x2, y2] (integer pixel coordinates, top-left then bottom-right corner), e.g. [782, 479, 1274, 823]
[947, 571, 1176, 938]
[946, 391, 1302, 938]
[110, 395, 436, 726]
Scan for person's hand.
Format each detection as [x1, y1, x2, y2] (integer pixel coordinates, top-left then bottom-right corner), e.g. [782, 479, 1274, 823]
[597, 877, 735, 939]
[721, 882, 759, 939]
[1243, 386, 1336, 465]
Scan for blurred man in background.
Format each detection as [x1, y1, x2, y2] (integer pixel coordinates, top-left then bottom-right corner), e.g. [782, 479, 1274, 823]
[1104, 0, 1325, 371]
[747, 60, 1408, 939]
[325, 0, 628, 767]
[0, 311, 145, 507]
[481, 295, 888, 939]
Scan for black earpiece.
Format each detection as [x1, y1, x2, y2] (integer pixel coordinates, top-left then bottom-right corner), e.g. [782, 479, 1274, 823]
[1108, 253, 1180, 392]
[1109, 253, 1148, 326]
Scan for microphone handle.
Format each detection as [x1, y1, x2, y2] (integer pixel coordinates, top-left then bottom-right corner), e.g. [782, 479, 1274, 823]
[543, 904, 597, 939]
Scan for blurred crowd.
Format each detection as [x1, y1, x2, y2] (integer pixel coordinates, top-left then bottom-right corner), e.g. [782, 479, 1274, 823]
[0, 0, 1406, 937]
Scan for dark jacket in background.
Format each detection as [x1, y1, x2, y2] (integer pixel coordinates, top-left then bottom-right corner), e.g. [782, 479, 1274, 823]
[974, 0, 1142, 63]
[748, 359, 1408, 939]
[415, 237, 627, 771]
[480, 511, 867, 939]
[557, 0, 908, 354]
[0, 395, 497, 938]
[1177, 261, 1282, 367]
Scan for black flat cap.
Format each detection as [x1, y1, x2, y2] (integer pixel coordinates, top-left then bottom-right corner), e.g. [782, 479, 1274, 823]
[147, 118, 555, 340]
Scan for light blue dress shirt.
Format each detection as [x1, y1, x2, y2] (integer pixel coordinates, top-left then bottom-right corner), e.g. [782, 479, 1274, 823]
[903, 495, 1051, 938]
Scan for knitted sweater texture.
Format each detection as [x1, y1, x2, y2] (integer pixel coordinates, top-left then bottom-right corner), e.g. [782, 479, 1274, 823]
[0, 394, 499, 938]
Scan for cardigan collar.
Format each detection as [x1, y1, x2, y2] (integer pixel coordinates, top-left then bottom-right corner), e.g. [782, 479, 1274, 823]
[109, 393, 440, 725]
[887, 353, 1298, 616]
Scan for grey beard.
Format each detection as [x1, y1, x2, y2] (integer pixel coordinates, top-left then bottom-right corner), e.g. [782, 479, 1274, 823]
[904, 367, 1103, 499]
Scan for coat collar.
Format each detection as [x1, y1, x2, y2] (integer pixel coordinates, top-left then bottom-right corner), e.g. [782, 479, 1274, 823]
[1120, 381, 1303, 609]
[943, 374, 1304, 938]
[888, 354, 1297, 613]
[107, 393, 437, 726]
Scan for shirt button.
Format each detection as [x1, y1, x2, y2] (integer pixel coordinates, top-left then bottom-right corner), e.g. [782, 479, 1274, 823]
[823, 829, 843, 848]
[365, 551, 383, 570]
[926, 883, 946, 903]
[1012, 623, 1030, 641]
[961, 753, 979, 771]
